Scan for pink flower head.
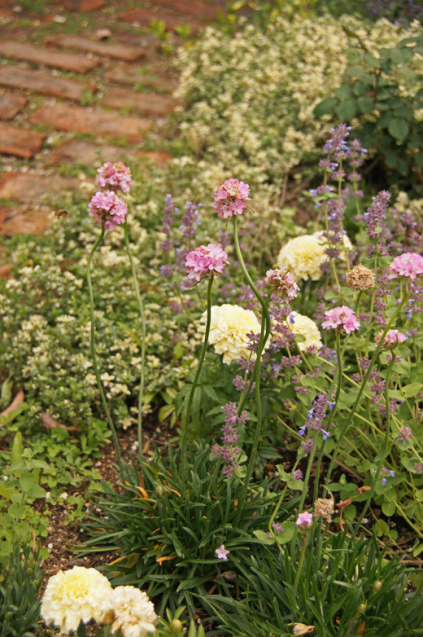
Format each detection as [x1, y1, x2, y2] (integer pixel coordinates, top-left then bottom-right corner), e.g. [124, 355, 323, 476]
[185, 243, 229, 283]
[88, 191, 128, 231]
[215, 545, 230, 560]
[375, 329, 407, 350]
[212, 178, 250, 220]
[296, 512, 313, 527]
[389, 253, 423, 281]
[265, 268, 299, 301]
[97, 162, 132, 193]
[322, 306, 360, 334]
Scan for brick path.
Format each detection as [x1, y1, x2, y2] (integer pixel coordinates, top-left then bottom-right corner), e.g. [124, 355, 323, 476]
[0, 0, 224, 253]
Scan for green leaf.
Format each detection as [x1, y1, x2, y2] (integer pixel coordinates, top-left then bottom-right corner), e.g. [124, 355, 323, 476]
[12, 432, 23, 465]
[19, 473, 35, 493]
[343, 504, 356, 522]
[401, 382, 422, 398]
[388, 118, 410, 142]
[1, 375, 13, 404]
[253, 530, 274, 545]
[173, 340, 184, 359]
[375, 519, 390, 537]
[313, 98, 338, 118]
[0, 485, 15, 499]
[8, 503, 27, 519]
[159, 404, 175, 422]
[274, 522, 296, 545]
[337, 100, 357, 121]
[26, 484, 47, 499]
[335, 86, 354, 100]
[353, 80, 366, 96]
[382, 501, 396, 517]
[357, 96, 374, 113]
[416, 151, 423, 168]
[364, 52, 381, 68]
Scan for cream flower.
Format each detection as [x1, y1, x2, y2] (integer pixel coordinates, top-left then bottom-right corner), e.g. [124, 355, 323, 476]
[288, 312, 322, 352]
[201, 304, 263, 364]
[277, 235, 326, 281]
[101, 586, 157, 637]
[40, 566, 112, 634]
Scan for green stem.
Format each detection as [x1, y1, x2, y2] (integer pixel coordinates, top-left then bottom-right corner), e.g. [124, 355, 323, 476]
[124, 220, 146, 463]
[353, 354, 395, 534]
[181, 275, 214, 484]
[292, 531, 308, 606]
[291, 437, 318, 560]
[324, 290, 409, 487]
[86, 227, 122, 471]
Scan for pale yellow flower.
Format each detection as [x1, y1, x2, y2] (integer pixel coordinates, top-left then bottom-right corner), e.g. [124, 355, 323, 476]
[288, 312, 322, 352]
[277, 235, 326, 281]
[101, 586, 157, 637]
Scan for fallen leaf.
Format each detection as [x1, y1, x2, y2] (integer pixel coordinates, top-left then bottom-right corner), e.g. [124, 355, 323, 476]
[41, 413, 78, 432]
[1, 389, 24, 419]
[358, 486, 371, 495]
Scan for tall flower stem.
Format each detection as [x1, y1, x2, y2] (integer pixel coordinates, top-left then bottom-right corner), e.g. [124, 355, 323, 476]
[180, 275, 214, 485]
[124, 220, 146, 463]
[353, 354, 396, 536]
[290, 437, 317, 559]
[86, 227, 122, 471]
[292, 530, 308, 607]
[233, 216, 271, 521]
[324, 291, 409, 488]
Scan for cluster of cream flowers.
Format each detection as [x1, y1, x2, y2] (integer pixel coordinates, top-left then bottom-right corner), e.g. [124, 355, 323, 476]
[288, 312, 323, 352]
[277, 235, 327, 281]
[201, 304, 263, 364]
[40, 567, 157, 637]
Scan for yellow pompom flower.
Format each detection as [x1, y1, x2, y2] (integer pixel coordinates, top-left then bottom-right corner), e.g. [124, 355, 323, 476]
[200, 304, 265, 364]
[101, 586, 157, 637]
[40, 566, 112, 634]
[277, 235, 326, 281]
[288, 312, 322, 352]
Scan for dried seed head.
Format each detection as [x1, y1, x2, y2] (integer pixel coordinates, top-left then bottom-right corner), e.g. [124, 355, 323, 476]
[314, 498, 335, 523]
[346, 263, 375, 291]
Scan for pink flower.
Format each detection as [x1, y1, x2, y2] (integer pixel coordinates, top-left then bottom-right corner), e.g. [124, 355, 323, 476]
[375, 329, 407, 350]
[265, 268, 299, 301]
[97, 162, 132, 193]
[89, 191, 128, 231]
[212, 178, 250, 220]
[185, 244, 229, 283]
[322, 306, 360, 334]
[215, 545, 230, 560]
[389, 253, 423, 281]
[296, 512, 313, 527]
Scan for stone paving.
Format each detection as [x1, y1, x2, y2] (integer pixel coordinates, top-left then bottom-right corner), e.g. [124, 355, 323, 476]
[0, 0, 225, 253]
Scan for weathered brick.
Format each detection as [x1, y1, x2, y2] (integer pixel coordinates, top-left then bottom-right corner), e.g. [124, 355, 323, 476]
[0, 66, 96, 101]
[0, 204, 51, 236]
[118, 8, 203, 32]
[0, 41, 99, 73]
[50, 139, 171, 167]
[0, 93, 27, 119]
[0, 173, 77, 202]
[0, 123, 45, 158]
[47, 34, 146, 62]
[106, 65, 177, 93]
[103, 88, 177, 116]
[31, 103, 150, 143]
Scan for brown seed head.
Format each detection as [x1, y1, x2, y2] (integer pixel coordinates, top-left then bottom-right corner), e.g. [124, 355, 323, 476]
[346, 263, 375, 291]
[314, 498, 335, 523]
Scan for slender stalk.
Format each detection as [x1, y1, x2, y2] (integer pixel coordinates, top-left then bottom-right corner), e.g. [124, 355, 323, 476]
[290, 437, 318, 559]
[124, 220, 146, 463]
[353, 354, 395, 534]
[324, 291, 409, 487]
[232, 216, 271, 519]
[86, 229, 123, 469]
[292, 531, 308, 606]
[180, 275, 214, 484]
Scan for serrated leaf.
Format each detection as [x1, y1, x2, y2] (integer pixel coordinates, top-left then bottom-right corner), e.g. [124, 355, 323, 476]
[388, 118, 410, 142]
[313, 98, 338, 118]
[401, 382, 422, 398]
[335, 86, 354, 100]
[19, 473, 35, 493]
[27, 484, 46, 499]
[357, 96, 374, 113]
[12, 432, 23, 465]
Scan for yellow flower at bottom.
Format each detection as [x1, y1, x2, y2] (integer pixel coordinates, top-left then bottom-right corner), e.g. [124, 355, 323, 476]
[40, 566, 112, 634]
[101, 586, 157, 637]
[200, 304, 264, 364]
[288, 312, 322, 352]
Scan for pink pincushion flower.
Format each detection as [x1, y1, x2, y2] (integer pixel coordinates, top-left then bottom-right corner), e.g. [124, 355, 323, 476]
[389, 253, 423, 281]
[375, 329, 407, 350]
[97, 162, 132, 193]
[322, 306, 360, 334]
[296, 512, 313, 527]
[185, 244, 229, 283]
[212, 178, 250, 220]
[265, 268, 299, 301]
[89, 191, 128, 231]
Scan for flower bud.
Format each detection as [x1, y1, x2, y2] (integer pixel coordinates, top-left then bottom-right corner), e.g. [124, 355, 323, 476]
[373, 580, 383, 593]
[170, 619, 183, 634]
[156, 485, 164, 497]
[357, 603, 366, 614]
